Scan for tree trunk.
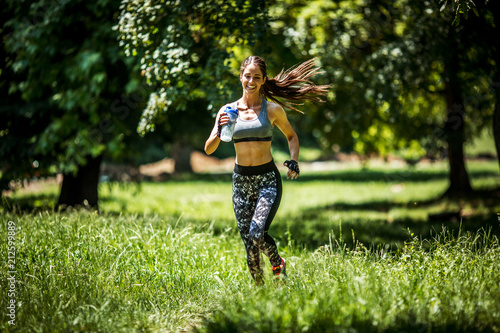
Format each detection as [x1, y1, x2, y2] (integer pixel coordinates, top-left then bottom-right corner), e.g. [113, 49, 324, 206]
[442, 40, 473, 198]
[491, 1, 500, 170]
[443, 106, 472, 197]
[58, 154, 103, 210]
[172, 137, 193, 174]
[494, 88, 500, 170]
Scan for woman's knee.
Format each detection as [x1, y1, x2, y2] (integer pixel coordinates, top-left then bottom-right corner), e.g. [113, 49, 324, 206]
[249, 224, 264, 244]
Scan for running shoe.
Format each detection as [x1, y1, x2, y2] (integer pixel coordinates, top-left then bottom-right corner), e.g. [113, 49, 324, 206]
[272, 257, 288, 280]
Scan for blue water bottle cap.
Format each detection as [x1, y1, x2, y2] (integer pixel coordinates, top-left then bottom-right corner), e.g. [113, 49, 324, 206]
[226, 106, 238, 115]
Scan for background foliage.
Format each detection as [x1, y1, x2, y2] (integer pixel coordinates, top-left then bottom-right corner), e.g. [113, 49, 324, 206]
[116, 0, 271, 135]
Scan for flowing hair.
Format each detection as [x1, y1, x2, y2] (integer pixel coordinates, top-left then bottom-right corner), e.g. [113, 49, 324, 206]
[240, 56, 330, 113]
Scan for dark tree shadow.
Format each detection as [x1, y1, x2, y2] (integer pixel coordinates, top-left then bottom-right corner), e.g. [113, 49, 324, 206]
[272, 188, 500, 251]
[294, 168, 498, 183]
[1, 193, 58, 213]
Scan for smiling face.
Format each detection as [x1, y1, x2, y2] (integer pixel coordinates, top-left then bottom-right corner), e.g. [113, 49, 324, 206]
[240, 63, 266, 95]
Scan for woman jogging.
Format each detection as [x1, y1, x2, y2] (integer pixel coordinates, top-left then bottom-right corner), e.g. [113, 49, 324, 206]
[204, 56, 329, 285]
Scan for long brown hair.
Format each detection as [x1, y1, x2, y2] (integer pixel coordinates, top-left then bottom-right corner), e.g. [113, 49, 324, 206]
[240, 56, 330, 113]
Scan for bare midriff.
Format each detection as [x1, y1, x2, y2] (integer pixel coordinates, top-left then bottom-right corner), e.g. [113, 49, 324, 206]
[234, 141, 273, 166]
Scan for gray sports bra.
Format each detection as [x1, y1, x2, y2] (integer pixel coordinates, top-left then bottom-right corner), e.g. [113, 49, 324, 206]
[231, 100, 273, 143]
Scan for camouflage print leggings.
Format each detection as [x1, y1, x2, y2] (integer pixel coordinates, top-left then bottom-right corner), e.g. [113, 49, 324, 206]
[232, 161, 283, 283]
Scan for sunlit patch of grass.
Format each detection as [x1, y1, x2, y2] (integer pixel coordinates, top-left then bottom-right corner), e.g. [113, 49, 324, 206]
[1, 212, 249, 332]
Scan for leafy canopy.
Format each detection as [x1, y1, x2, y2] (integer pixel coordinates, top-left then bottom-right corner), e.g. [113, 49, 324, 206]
[115, 0, 271, 135]
[270, 0, 494, 159]
[2, 0, 144, 177]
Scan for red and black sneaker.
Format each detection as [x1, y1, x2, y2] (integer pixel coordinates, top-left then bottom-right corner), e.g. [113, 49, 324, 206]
[272, 257, 288, 281]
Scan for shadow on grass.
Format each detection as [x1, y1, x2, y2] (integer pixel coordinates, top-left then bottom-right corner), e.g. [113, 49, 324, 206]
[293, 168, 497, 183]
[1, 193, 57, 213]
[279, 211, 499, 252]
[274, 188, 500, 251]
[192, 167, 497, 183]
[302, 188, 500, 213]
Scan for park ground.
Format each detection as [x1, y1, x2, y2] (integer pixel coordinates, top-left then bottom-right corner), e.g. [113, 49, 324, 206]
[1, 154, 500, 332]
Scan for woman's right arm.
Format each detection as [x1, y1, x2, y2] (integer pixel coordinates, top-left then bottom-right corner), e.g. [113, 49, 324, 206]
[204, 106, 228, 155]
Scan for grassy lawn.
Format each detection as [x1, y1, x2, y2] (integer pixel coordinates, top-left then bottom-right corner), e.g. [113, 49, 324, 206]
[1, 160, 500, 332]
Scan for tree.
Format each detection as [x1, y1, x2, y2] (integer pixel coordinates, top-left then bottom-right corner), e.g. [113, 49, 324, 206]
[488, 1, 500, 171]
[115, 0, 272, 172]
[390, 0, 496, 195]
[269, 0, 495, 197]
[444, 0, 500, 171]
[1, 0, 145, 209]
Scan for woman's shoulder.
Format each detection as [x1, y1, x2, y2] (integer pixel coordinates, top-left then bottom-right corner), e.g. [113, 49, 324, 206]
[265, 100, 286, 124]
[266, 100, 284, 113]
[266, 100, 285, 116]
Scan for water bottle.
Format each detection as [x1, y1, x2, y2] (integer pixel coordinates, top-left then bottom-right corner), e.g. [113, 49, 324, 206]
[220, 106, 238, 142]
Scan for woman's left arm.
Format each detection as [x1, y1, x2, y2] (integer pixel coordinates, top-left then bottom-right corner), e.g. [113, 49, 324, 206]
[270, 103, 300, 179]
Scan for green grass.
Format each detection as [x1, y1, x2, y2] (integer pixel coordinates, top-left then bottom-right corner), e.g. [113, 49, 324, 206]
[98, 159, 500, 250]
[202, 230, 500, 333]
[1, 160, 500, 332]
[1, 212, 246, 332]
[466, 128, 497, 158]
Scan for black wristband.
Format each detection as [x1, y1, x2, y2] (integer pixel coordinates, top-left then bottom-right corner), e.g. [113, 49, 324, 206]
[284, 160, 300, 174]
